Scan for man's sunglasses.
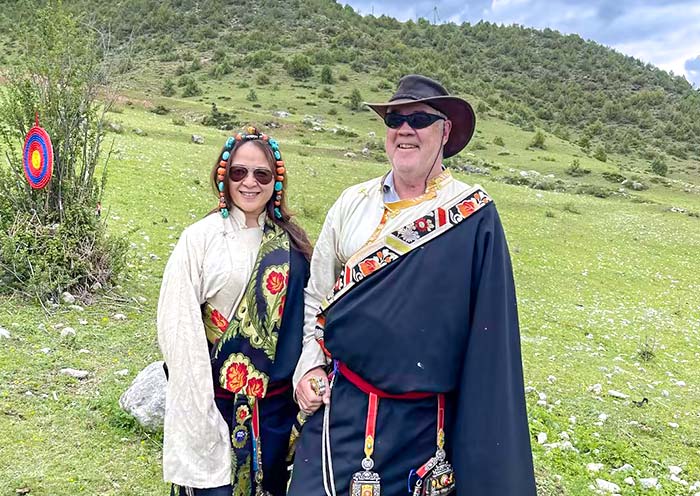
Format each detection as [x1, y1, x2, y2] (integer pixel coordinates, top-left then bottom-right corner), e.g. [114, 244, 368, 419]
[228, 165, 274, 185]
[384, 112, 445, 129]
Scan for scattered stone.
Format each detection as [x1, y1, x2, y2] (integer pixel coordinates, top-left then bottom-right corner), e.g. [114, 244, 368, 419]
[53, 323, 64, 330]
[69, 304, 84, 312]
[669, 466, 682, 476]
[60, 368, 89, 379]
[119, 361, 167, 431]
[91, 282, 103, 291]
[149, 253, 160, 261]
[115, 369, 129, 377]
[640, 477, 659, 489]
[674, 380, 686, 387]
[596, 479, 620, 493]
[670, 474, 687, 485]
[612, 464, 634, 473]
[524, 386, 536, 394]
[661, 389, 670, 397]
[61, 292, 76, 304]
[107, 122, 123, 133]
[39, 348, 51, 354]
[78, 349, 91, 354]
[191, 134, 205, 144]
[361, 147, 370, 155]
[0, 327, 10, 339]
[79, 319, 88, 325]
[587, 463, 604, 472]
[547, 375, 556, 384]
[132, 128, 147, 136]
[25, 391, 34, 396]
[623, 477, 635, 486]
[537, 432, 547, 444]
[16, 486, 31, 494]
[367, 131, 376, 138]
[668, 422, 679, 428]
[60, 327, 76, 338]
[344, 152, 356, 158]
[113, 313, 127, 321]
[608, 390, 629, 399]
[589, 383, 603, 395]
[569, 416, 577, 424]
[273, 110, 290, 118]
[598, 413, 608, 422]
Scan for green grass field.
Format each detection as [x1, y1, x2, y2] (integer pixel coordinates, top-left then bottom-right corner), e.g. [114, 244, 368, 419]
[1, 72, 699, 495]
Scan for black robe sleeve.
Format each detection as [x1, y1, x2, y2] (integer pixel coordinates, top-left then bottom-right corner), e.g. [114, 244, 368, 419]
[452, 205, 536, 495]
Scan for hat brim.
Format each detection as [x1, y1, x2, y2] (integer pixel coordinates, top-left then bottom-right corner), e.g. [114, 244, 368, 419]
[365, 96, 476, 158]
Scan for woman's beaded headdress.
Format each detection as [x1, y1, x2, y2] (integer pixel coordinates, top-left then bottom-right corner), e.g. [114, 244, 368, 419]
[217, 126, 286, 220]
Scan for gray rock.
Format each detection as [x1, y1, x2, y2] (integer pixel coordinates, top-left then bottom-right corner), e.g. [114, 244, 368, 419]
[69, 304, 84, 312]
[273, 110, 290, 118]
[119, 361, 167, 431]
[60, 368, 89, 379]
[60, 327, 76, 338]
[596, 479, 620, 493]
[132, 128, 147, 136]
[61, 292, 76, 304]
[0, 327, 10, 339]
[191, 134, 205, 144]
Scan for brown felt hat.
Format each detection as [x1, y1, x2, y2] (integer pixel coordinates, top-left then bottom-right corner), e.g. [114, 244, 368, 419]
[365, 74, 476, 158]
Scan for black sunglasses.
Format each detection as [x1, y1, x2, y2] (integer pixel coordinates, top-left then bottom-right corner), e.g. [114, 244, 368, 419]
[384, 112, 445, 129]
[228, 165, 274, 185]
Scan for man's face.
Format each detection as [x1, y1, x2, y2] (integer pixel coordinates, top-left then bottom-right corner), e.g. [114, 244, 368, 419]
[384, 102, 451, 178]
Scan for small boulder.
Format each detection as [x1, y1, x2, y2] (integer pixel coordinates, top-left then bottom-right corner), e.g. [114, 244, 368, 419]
[0, 327, 10, 339]
[60, 368, 89, 379]
[191, 134, 205, 144]
[61, 292, 76, 304]
[119, 361, 167, 431]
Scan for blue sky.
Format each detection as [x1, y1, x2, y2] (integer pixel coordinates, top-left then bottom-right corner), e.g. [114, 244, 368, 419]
[343, 0, 700, 87]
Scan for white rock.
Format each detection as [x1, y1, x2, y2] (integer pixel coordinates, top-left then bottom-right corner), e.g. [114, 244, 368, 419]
[61, 292, 76, 304]
[344, 152, 356, 158]
[524, 386, 536, 394]
[115, 369, 129, 376]
[675, 380, 686, 387]
[559, 431, 570, 440]
[589, 383, 603, 395]
[608, 390, 629, 399]
[598, 413, 608, 422]
[547, 375, 556, 383]
[669, 466, 682, 475]
[596, 479, 620, 493]
[612, 464, 634, 473]
[537, 432, 547, 444]
[538, 392, 547, 401]
[60, 327, 76, 338]
[69, 304, 84, 312]
[113, 313, 127, 321]
[39, 347, 51, 354]
[640, 477, 659, 489]
[78, 349, 91, 354]
[79, 319, 88, 325]
[662, 389, 670, 397]
[624, 477, 635, 486]
[669, 474, 687, 485]
[668, 422, 679, 428]
[60, 368, 89, 379]
[587, 463, 604, 472]
[119, 361, 167, 431]
[569, 415, 577, 424]
[0, 327, 10, 339]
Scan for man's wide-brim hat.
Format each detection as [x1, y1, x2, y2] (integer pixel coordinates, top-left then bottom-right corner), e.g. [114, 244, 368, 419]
[365, 74, 476, 158]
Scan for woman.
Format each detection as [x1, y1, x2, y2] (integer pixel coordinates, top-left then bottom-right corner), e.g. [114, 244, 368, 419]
[157, 126, 312, 496]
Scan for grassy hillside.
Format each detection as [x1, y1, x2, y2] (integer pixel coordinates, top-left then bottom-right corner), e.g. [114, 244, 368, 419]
[1, 1, 700, 495]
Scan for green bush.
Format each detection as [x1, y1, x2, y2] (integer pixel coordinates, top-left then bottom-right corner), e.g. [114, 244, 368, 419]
[348, 88, 363, 111]
[593, 145, 607, 162]
[246, 89, 258, 102]
[529, 130, 546, 149]
[321, 66, 334, 84]
[565, 159, 590, 177]
[286, 54, 313, 79]
[162, 78, 176, 97]
[493, 136, 505, 146]
[650, 156, 668, 176]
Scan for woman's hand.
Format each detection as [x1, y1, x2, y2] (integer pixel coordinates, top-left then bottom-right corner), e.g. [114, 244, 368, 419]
[296, 367, 330, 414]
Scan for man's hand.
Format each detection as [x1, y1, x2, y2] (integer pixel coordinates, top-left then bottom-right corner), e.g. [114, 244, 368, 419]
[296, 367, 331, 414]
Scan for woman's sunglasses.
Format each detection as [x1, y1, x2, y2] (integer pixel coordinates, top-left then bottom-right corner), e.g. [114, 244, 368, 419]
[228, 165, 274, 185]
[384, 112, 445, 129]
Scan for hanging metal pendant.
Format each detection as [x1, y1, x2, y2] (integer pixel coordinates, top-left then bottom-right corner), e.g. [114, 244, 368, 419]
[349, 457, 381, 496]
[424, 450, 456, 496]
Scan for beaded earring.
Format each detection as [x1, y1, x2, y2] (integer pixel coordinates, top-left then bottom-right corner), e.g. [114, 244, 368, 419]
[218, 127, 285, 220]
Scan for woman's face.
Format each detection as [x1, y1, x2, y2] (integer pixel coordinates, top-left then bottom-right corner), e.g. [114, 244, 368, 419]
[227, 141, 275, 220]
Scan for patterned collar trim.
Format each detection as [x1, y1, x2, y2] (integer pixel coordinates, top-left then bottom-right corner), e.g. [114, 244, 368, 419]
[382, 169, 453, 212]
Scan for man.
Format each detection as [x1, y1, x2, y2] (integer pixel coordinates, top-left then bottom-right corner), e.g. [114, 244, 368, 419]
[288, 75, 536, 495]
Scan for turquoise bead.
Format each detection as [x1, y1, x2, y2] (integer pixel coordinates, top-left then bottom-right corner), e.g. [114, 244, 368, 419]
[220, 208, 229, 219]
[225, 137, 234, 149]
[274, 207, 282, 219]
[218, 182, 224, 192]
[274, 181, 283, 191]
[222, 151, 230, 160]
[274, 150, 281, 160]
[269, 138, 278, 147]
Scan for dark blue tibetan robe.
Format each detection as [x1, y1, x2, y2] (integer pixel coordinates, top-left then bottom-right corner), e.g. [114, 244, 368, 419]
[288, 202, 536, 496]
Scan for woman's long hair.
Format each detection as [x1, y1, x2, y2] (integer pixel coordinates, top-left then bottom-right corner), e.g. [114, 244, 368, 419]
[210, 139, 313, 260]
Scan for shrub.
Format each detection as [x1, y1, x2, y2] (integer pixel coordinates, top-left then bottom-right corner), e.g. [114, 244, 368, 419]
[321, 66, 334, 84]
[286, 55, 313, 79]
[246, 89, 258, 102]
[162, 78, 176, 97]
[565, 159, 590, 177]
[529, 130, 546, 149]
[650, 156, 668, 176]
[256, 73, 270, 85]
[493, 136, 505, 146]
[593, 145, 607, 162]
[182, 78, 202, 97]
[348, 88, 363, 111]
[0, 3, 127, 299]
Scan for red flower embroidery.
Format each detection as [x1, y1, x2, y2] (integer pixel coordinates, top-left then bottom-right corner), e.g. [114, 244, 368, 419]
[224, 362, 248, 393]
[210, 309, 229, 332]
[359, 258, 379, 276]
[266, 270, 286, 295]
[237, 405, 250, 421]
[457, 200, 475, 217]
[247, 377, 265, 397]
[415, 218, 429, 232]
